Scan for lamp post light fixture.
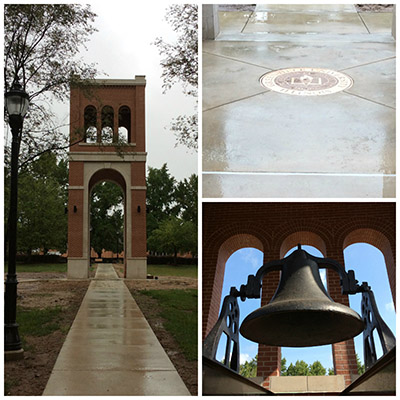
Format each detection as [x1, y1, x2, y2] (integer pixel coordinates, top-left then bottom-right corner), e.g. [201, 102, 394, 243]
[4, 80, 30, 358]
[204, 245, 395, 373]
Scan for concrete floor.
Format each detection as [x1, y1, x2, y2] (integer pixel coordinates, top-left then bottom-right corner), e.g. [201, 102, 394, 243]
[43, 264, 190, 396]
[203, 5, 395, 198]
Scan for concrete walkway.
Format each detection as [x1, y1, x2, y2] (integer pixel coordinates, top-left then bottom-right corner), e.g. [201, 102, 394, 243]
[43, 264, 190, 396]
[203, 5, 395, 198]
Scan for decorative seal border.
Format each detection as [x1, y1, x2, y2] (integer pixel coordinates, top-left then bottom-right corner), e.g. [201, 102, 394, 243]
[260, 67, 353, 96]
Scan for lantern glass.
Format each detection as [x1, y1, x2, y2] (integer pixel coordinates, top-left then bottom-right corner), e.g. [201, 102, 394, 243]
[5, 83, 30, 118]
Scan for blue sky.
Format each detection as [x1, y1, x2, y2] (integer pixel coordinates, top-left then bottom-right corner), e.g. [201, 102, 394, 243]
[216, 244, 396, 373]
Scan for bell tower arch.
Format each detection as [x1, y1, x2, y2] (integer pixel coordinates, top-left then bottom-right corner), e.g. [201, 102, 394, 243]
[67, 76, 147, 279]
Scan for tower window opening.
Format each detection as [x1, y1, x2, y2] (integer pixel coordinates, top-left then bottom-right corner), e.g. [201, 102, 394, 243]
[84, 105, 97, 143]
[118, 106, 131, 142]
[101, 106, 114, 143]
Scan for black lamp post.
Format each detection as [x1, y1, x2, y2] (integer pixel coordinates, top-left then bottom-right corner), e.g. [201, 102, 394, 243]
[4, 80, 30, 357]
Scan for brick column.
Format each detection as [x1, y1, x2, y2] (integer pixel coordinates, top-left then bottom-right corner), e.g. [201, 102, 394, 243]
[326, 249, 358, 385]
[257, 251, 281, 390]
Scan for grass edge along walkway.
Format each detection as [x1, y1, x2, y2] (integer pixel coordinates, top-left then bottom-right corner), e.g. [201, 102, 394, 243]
[139, 288, 198, 361]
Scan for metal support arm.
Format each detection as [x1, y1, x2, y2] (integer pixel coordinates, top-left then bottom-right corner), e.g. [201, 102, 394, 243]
[203, 260, 283, 372]
[359, 282, 396, 369]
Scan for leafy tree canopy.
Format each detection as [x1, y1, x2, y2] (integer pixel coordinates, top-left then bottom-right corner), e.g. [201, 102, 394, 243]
[4, 4, 98, 168]
[6, 152, 69, 255]
[90, 182, 124, 257]
[154, 4, 198, 150]
[240, 355, 258, 378]
[146, 164, 198, 258]
[147, 217, 197, 262]
[282, 358, 327, 376]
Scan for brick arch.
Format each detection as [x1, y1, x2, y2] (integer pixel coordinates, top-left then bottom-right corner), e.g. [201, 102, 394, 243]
[272, 219, 333, 254]
[88, 169, 127, 267]
[68, 77, 147, 279]
[88, 168, 127, 193]
[279, 230, 327, 258]
[203, 227, 267, 338]
[343, 228, 395, 304]
[202, 202, 395, 389]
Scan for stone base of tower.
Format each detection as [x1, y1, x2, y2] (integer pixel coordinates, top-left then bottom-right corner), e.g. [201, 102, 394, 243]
[126, 257, 147, 279]
[67, 258, 90, 279]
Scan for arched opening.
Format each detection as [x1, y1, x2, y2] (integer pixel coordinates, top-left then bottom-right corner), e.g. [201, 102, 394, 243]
[88, 169, 127, 276]
[101, 105, 114, 143]
[216, 247, 264, 370]
[84, 105, 97, 143]
[118, 106, 131, 142]
[280, 245, 335, 376]
[343, 228, 395, 305]
[209, 232, 264, 371]
[344, 242, 396, 364]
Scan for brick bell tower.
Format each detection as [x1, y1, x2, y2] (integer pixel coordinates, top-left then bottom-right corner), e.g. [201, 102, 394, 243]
[67, 76, 147, 279]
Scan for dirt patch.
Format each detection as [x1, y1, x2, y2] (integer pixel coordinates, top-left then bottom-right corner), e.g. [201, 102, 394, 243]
[132, 290, 198, 396]
[356, 4, 394, 12]
[124, 276, 197, 291]
[4, 279, 89, 396]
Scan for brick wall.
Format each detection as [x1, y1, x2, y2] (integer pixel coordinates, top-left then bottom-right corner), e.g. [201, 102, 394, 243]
[203, 202, 395, 388]
[68, 79, 147, 271]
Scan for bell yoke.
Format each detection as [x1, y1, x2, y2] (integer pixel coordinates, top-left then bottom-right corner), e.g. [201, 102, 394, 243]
[203, 244, 395, 371]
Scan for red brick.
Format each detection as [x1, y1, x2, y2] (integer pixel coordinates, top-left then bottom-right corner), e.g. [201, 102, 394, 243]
[203, 202, 395, 388]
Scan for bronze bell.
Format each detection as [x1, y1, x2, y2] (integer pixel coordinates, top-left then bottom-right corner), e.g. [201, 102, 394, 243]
[240, 248, 364, 347]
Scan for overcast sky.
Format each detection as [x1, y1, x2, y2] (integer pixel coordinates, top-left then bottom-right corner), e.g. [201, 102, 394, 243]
[56, 1, 198, 182]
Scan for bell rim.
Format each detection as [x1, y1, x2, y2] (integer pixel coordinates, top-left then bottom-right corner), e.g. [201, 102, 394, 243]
[240, 301, 365, 347]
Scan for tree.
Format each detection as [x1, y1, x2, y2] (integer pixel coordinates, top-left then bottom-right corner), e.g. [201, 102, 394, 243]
[309, 360, 327, 376]
[154, 4, 198, 150]
[146, 164, 177, 236]
[6, 152, 68, 257]
[174, 174, 198, 225]
[4, 4, 98, 168]
[90, 182, 123, 257]
[282, 358, 327, 376]
[146, 164, 198, 258]
[147, 217, 197, 263]
[240, 355, 257, 378]
[285, 360, 310, 376]
[356, 353, 365, 375]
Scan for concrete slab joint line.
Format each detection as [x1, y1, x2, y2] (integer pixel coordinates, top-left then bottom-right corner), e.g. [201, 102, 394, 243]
[43, 264, 190, 396]
[202, 5, 395, 198]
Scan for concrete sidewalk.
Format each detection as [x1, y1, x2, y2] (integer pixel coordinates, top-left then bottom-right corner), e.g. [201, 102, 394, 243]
[43, 264, 190, 396]
[203, 5, 395, 198]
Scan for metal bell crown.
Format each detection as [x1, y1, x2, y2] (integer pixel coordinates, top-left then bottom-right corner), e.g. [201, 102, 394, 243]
[240, 247, 365, 347]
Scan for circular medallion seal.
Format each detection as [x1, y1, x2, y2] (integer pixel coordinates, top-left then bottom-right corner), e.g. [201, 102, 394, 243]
[260, 67, 353, 96]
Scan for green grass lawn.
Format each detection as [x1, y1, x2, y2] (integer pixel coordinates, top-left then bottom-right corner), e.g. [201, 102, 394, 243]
[147, 264, 197, 278]
[14, 263, 197, 277]
[17, 305, 64, 338]
[140, 289, 197, 361]
[16, 263, 67, 273]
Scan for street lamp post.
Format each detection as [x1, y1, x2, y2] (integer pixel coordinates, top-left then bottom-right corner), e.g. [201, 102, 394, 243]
[4, 80, 30, 358]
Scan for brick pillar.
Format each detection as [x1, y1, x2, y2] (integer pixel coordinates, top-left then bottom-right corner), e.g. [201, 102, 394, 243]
[257, 250, 281, 390]
[203, 251, 225, 338]
[326, 250, 359, 386]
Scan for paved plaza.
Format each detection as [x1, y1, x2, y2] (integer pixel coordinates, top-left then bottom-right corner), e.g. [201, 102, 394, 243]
[203, 5, 395, 198]
[43, 264, 189, 396]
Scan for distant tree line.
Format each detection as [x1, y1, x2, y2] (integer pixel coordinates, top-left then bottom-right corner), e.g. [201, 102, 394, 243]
[146, 163, 197, 263]
[4, 157, 197, 262]
[239, 354, 365, 378]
